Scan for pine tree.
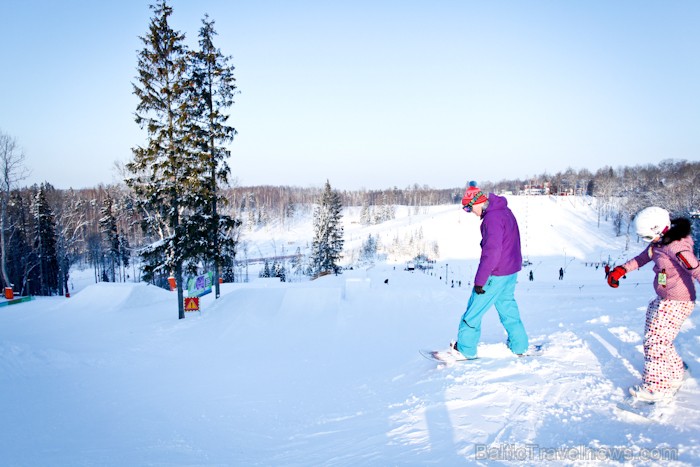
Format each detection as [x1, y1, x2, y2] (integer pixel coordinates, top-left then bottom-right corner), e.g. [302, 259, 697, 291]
[7, 190, 35, 295]
[273, 261, 286, 282]
[310, 180, 344, 276]
[32, 184, 58, 295]
[119, 235, 131, 281]
[290, 246, 303, 278]
[99, 194, 120, 282]
[126, 0, 204, 319]
[261, 260, 270, 278]
[188, 14, 239, 298]
[361, 234, 378, 262]
[359, 202, 371, 226]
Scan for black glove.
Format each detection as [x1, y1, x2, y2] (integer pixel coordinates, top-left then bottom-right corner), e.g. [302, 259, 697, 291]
[474, 285, 485, 294]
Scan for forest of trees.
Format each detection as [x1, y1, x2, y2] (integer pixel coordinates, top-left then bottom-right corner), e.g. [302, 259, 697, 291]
[1, 1, 698, 309]
[0, 151, 696, 302]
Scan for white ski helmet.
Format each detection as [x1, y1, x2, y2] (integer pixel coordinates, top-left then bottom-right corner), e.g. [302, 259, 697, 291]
[634, 207, 670, 241]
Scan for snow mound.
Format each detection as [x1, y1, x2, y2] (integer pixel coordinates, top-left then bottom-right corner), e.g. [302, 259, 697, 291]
[66, 282, 172, 313]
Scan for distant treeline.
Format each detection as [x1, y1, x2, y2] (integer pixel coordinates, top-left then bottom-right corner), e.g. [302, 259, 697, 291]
[482, 159, 699, 237]
[2, 159, 698, 296]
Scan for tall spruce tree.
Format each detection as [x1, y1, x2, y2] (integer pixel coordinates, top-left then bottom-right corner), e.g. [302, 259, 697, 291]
[127, 0, 204, 319]
[188, 14, 239, 298]
[32, 184, 58, 295]
[310, 180, 344, 276]
[119, 235, 131, 281]
[7, 191, 33, 295]
[99, 194, 119, 282]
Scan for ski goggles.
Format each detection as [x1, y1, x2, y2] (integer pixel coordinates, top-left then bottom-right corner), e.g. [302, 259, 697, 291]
[462, 192, 484, 213]
[641, 227, 668, 242]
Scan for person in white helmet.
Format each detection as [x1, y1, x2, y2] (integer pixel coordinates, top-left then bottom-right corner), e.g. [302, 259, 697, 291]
[607, 207, 700, 402]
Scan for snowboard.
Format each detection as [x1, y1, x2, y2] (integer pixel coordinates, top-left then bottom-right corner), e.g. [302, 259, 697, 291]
[615, 362, 689, 422]
[420, 344, 544, 363]
[419, 349, 477, 363]
[518, 344, 545, 357]
[615, 398, 668, 421]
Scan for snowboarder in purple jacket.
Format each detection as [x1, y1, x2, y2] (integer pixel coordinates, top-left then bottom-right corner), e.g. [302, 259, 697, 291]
[451, 181, 529, 359]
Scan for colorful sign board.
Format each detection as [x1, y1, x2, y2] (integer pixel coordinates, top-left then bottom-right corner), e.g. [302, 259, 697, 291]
[187, 272, 213, 298]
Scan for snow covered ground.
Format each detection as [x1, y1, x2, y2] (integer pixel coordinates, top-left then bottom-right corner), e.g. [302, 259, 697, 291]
[1, 195, 699, 465]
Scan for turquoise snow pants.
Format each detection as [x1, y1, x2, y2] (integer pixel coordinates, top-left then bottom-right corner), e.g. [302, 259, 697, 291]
[456, 273, 528, 358]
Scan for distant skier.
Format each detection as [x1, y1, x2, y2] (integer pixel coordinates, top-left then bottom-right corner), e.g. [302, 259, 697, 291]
[529, 270, 534, 281]
[604, 263, 610, 278]
[607, 207, 700, 402]
[559, 267, 564, 280]
[435, 181, 529, 361]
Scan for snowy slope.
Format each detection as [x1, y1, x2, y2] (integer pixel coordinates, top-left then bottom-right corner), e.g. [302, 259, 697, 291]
[1, 196, 699, 466]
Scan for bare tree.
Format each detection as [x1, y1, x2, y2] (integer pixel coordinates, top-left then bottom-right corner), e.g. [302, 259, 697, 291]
[0, 130, 29, 291]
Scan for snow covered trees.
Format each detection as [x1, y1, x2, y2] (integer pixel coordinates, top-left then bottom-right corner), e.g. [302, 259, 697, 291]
[188, 14, 240, 299]
[0, 131, 28, 293]
[360, 234, 378, 262]
[310, 180, 344, 276]
[126, 1, 240, 317]
[32, 185, 59, 296]
[99, 194, 130, 283]
[127, 0, 194, 318]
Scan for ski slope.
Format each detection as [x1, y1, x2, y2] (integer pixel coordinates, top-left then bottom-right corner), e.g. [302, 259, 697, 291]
[1, 195, 699, 465]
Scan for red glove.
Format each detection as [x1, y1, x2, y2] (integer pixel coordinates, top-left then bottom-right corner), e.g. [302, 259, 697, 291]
[607, 266, 626, 288]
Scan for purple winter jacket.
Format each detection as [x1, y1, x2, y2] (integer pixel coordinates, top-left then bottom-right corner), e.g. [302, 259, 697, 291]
[473, 194, 523, 286]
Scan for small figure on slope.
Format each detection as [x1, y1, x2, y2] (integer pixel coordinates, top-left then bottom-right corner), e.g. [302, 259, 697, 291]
[432, 181, 529, 362]
[607, 206, 700, 402]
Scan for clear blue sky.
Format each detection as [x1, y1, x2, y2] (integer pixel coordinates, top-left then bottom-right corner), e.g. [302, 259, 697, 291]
[1, 1, 699, 190]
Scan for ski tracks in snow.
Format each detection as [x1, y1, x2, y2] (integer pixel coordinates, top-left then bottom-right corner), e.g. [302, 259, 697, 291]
[386, 311, 700, 464]
[388, 331, 616, 461]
